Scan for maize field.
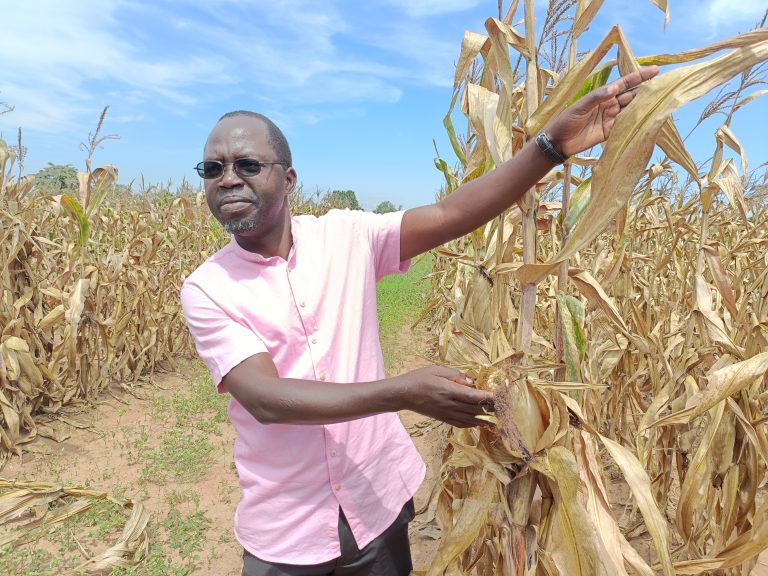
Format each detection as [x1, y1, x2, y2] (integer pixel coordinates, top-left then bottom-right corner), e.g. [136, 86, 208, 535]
[420, 1, 768, 575]
[0, 144, 224, 463]
[1, 0, 768, 573]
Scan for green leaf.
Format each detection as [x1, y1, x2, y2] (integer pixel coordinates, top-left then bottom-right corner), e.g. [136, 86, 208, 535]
[565, 295, 586, 358]
[565, 177, 592, 232]
[568, 64, 613, 106]
[556, 292, 583, 382]
[443, 113, 466, 166]
[59, 193, 90, 247]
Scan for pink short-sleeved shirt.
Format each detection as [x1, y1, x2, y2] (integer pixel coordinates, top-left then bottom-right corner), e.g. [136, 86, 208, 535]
[180, 209, 426, 565]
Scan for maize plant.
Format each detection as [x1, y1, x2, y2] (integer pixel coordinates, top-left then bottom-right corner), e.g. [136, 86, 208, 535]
[422, 1, 768, 574]
[0, 137, 230, 465]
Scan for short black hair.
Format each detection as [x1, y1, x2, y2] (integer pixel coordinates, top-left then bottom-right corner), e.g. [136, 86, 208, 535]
[217, 111, 292, 167]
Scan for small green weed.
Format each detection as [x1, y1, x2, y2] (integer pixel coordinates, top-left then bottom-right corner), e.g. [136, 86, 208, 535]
[163, 508, 212, 558]
[139, 428, 215, 484]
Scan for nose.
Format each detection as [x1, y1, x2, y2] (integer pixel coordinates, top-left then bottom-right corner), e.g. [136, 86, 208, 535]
[219, 163, 243, 187]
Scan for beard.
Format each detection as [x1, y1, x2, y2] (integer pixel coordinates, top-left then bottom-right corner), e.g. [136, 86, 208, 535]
[223, 216, 260, 234]
[216, 196, 264, 234]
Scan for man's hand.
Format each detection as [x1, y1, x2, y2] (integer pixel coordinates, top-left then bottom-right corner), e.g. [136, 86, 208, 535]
[392, 365, 495, 428]
[224, 353, 494, 427]
[547, 65, 660, 157]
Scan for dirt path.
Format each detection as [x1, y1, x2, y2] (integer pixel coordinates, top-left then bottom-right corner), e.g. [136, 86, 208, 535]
[2, 368, 244, 575]
[385, 323, 445, 571]
[1, 324, 443, 575]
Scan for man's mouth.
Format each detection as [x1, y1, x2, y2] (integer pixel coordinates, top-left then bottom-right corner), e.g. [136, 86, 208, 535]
[219, 197, 254, 215]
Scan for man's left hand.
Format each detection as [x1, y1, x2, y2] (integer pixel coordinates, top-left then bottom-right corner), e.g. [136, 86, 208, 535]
[547, 65, 660, 158]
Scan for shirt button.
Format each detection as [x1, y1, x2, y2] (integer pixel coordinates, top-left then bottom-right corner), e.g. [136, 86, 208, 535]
[299, 301, 306, 308]
[330, 450, 337, 457]
[311, 337, 318, 344]
[334, 484, 342, 491]
[319, 374, 326, 381]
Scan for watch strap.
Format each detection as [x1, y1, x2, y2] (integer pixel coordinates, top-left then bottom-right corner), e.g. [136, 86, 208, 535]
[535, 132, 569, 164]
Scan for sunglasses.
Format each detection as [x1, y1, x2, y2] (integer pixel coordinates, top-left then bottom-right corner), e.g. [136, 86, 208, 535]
[195, 158, 287, 179]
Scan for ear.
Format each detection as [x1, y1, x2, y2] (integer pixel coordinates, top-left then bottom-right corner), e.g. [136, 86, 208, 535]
[284, 167, 297, 195]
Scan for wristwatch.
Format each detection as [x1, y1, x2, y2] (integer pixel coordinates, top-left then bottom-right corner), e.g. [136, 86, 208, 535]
[535, 132, 569, 164]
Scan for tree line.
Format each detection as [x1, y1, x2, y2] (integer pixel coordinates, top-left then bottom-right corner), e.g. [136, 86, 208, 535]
[31, 164, 404, 214]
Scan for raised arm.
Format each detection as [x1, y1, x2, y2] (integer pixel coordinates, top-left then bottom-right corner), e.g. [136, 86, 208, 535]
[400, 65, 659, 261]
[223, 353, 494, 428]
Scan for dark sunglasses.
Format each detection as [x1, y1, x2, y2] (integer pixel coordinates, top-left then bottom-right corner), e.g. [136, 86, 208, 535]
[195, 158, 287, 179]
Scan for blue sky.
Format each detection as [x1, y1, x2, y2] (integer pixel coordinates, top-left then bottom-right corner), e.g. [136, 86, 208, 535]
[1, 0, 766, 210]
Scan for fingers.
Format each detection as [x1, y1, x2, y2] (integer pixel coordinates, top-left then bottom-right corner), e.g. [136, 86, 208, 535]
[580, 65, 659, 109]
[458, 388, 495, 408]
[411, 365, 496, 427]
[610, 65, 660, 96]
[427, 365, 473, 386]
[440, 383, 496, 428]
[437, 373, 494, 405]
[616, 86, 638, 108]
[639, 64, 661, 81]
[442, 405, 494, 428]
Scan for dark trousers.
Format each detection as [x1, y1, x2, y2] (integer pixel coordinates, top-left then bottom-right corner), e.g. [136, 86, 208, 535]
[242, 500, 415, 576]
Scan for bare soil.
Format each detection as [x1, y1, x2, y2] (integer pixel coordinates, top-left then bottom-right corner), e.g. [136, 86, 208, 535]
[1, 323, 444, 575]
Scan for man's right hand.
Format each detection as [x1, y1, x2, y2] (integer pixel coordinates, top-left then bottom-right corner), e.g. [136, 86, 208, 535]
[392, 365, 495, 428]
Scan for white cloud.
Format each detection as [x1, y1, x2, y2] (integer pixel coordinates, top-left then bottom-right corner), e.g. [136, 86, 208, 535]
[0, 82, 90, 134]
[705, 0, 766, 34]
[0, 0, 228, 133]
[0, 0, 479, 138]
[358, 24, 460, 87]
[178, 1, 454, 102]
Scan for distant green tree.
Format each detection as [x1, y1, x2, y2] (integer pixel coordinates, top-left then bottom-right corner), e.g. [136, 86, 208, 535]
[373, 201, 402, 214]
[325, 189, 361, 210]
[33, 163, 79, 194]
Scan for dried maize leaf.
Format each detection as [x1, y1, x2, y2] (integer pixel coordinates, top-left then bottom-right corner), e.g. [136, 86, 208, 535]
[573, 429, 646, 575]
[671, 502, 768, 573]
[446, 437, 512, 484]
[533, 446, 610, 575]
[675, 399, 724, 545]
[597, 434, 675, 575]
[693, 273, 744, 356]
[703, 245, 739, 320]
[651, 352, 768, 427]
[648, 0, 669, 26]
[639, 29, 768, 66]
[734, 87, 768, 112]
[518, 34, 768, 285]
[465, 83, 505, 166]
[86, 165, 118, 217]
[0, 389, 21, 446]
[712, 157, 749, 224]
[568, 269, 629, 335]
[657, 118, 700, 184]
[573, 0, 605, 39]
[427, 472, 497, 576]
[74, 502, 149, 573]
[726, 397, 768, 465]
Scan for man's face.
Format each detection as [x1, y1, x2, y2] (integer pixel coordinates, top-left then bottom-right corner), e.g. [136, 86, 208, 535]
[202, 116, 296, 237]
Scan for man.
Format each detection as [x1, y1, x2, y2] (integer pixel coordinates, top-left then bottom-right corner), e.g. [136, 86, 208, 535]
[181, 65, 659, 576]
